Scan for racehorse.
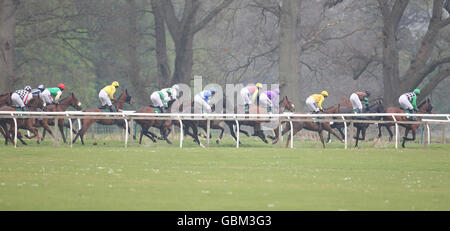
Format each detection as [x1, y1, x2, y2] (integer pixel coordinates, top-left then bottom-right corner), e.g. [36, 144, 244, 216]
[72, 89, 134, 145]
[271, 104, 344, 148]
[195, 95, 295, 145]
[326, 98, 385, 147]
[39, 93, 83, 143]
[378, 98, 434, 148]
[135, 99, 174, 145]
[0, 95, 45, 145]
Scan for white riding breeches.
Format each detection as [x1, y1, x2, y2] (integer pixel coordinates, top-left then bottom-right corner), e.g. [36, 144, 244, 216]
[150, 92, 164, 107]
[350, 93, 363, 111]
[398, 94, 413, 110]
[194, 94, 211, 113]
[240, 87, 252, 105]
[98, 89, 112, 107]
[305, 96, 319, 113]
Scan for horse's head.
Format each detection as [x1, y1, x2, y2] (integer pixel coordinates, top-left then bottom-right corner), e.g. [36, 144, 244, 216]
[324, 103, 340, 113]
[368, 98, 385, 113]
[28, 94, 45, 110]
[70, 93, 83, 111]
[280, 96, 295, 112]
[418, 98, 434, 114]
[118, 89, 134, 105]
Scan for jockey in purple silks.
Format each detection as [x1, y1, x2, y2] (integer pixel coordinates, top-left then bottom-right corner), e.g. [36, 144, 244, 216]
[260, 89, 279, 113]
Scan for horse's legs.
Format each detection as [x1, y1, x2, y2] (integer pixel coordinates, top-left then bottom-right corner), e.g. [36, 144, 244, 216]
[73, 120, 93, 145]
[286, 125, 302, 148]
[58, 120, 67, 143]
[216, 126, 225, 144]
[355, 127, 361, 147]
[318, 130, 326, 148]
[401, 127, 411, 148]
[139, 126, 145, 144]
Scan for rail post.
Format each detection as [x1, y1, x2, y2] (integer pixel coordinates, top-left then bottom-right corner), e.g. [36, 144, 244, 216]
[11, 113, 17, 148]
[424, 122, 428, 149]
[130, 118, 134, 147]
[235, 116, 240, 148]
[206, 119, 210, 147]
[392, 115, 398, 149]
[67, 113, 73, 147]
[53, 117, 59, 147]
[288, 115, 293, 149]
[123, 117, 128, 148]
[342, 116, 347, 149]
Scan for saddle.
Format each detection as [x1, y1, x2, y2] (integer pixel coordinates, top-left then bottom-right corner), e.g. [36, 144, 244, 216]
[149, 105, 162, 113]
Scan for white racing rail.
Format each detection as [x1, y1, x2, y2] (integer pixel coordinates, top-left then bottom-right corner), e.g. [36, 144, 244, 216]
[1, 111, 449, 149]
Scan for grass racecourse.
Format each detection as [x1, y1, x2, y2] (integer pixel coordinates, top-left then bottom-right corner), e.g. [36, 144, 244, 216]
[0, 135, 449, 211]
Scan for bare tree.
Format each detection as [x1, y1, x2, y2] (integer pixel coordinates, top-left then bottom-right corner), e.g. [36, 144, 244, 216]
[154, 0, 234, 86]
[377, 0, 450, 106]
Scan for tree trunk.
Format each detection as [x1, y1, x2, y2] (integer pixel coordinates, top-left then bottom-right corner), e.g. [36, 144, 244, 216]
[150, 0, 171, 89]
[0, 0, 18, 93]
[126, 0, 148, 104]
[279, 0, 302, 110]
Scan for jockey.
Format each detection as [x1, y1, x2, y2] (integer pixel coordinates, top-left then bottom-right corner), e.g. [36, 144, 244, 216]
[99, 81, 119, 112]
[305, 90, 328, 114]
[31, 84, 45, 96]
[150, 87, 174, 113]
[260, 89, 279, 113]
[399, 89, 420, 120]
[349, 90, 370, 114]
[41, 83, 65, 105]
[11, 86, 33, 111]
[240, 83, 263, 113]
[194, 88, 216, 113]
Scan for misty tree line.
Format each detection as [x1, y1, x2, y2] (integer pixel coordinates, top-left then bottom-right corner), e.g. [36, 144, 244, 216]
[0, 0, 449, 112]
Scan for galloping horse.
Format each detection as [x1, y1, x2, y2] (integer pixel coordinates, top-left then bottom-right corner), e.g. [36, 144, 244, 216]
[196, 95, 295, 145]
[326, 98, 385, 147]
[0, 95, 45, 145]
[135, 99, 174, 145]
[72, 89, 134, 145]
[39, 93, 83, 143]
[271, 104, 344, 148]
[378, 98, 434, 148]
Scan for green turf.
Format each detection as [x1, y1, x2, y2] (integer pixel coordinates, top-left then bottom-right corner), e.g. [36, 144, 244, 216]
[0, 136, 449, 211]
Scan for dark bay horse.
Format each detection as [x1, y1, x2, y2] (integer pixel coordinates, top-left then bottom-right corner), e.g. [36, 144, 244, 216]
[39, 93, 83, 143]
[72, 89, 134, 145]
[0, 95, 45, 145]
[378, 98, 434, 148]
[271, 104, 344, 148]
[326, 98, 385, 147]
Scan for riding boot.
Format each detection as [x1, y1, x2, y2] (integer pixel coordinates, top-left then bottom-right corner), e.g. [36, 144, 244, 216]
[267, 106, 272, 113]
[244, 104, 249, 114]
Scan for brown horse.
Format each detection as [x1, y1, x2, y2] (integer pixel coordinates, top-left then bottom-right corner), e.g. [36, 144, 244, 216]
[272, 104, 344, 148]
[378, 98, 434, 148]
[72, 89, 134, 145]
[0, 95, 45, 145]
[39, 93, 83, 143]
[135, 100, 174, 145]
[195, 96, 297, 145]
